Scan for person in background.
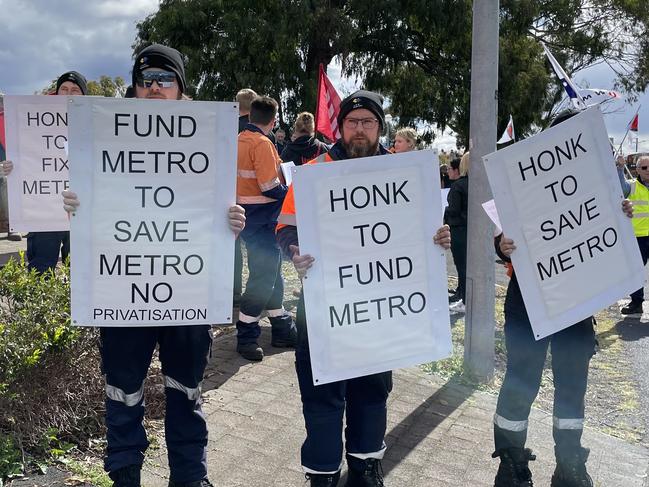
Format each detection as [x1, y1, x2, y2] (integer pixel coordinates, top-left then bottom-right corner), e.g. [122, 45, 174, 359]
[445, 152, 469, 313]
[275, 128, 287, 155]
[440, 164, 450, 189]
[233, 88, 259, 308]
[1, 71, 88, 272]
[236, 96, 296, 361]
[236, 88, 258, 134]
[616, 154, 649, 315]
[392, 127, 417, 153]
[280, 112, 330, 166]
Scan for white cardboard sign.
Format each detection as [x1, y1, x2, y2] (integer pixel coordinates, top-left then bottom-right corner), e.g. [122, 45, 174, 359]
[484, 107, 645, 339]
[294, 149, 452, 385]
[68, 97, 238, 326]
[4, 95, 70, 232]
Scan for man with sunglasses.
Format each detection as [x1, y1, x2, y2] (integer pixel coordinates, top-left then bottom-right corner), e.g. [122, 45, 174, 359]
[276, 90, 451, 487]
[63, 44, 246, 487]
[617, 154, 649, 314]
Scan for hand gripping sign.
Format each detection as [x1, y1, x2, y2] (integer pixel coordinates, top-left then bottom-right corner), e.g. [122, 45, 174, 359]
[293, 149, 452, 384]
[484, 107, 644, 339]
[68, 97, 238, 326]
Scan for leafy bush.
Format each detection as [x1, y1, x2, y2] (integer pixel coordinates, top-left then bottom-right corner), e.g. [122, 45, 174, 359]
[0, 256, 104, 453]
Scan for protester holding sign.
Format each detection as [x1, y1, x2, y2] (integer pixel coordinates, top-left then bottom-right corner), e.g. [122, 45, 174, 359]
[276, 90, 451, 487]
[1, 71, 87, 272]
[490, 110, 634, 487]
[62, 44, 245, 487]
[235, 95, 296, 361]
[616, 154, 649, 315]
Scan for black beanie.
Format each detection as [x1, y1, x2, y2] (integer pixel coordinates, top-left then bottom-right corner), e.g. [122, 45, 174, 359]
[133, 44, 187, 93]
[337, 90, 385, 131]
[56, 71, 87, 95]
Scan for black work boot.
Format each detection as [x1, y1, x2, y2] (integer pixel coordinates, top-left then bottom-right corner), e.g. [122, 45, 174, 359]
[492, 447, 535, 486]
[109, 465, 141, 487]
[168, 479, 214, 487]
[305, 471, 341, 486]
[621, 301, 643, 315]
[270, 316, 298, 348]
[345, 456, 384, 487]
[237, 341, 264, 361]
[551, 446, 593, 487]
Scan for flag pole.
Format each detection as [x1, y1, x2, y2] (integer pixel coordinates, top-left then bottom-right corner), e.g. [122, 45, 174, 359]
[314, 64, 324, 139]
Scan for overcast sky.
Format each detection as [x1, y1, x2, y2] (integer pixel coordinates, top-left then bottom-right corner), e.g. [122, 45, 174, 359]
[0, 0, 646, 152]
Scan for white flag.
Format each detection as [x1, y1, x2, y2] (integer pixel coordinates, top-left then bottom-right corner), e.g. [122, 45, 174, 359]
[542, 43, 586, 110]
[497, 115, 515, 144]
[579, 88, 621, 107]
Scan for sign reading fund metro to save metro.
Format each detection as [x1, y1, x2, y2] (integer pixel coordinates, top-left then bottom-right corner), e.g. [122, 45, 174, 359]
[485, 107, 645, 339]
[294, 150, 452, 385]
[4, 95, 70, 232]
[68, 97, 238, 326]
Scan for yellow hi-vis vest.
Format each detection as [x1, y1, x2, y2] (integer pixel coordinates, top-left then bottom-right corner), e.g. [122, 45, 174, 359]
[629, 179, 649, 237]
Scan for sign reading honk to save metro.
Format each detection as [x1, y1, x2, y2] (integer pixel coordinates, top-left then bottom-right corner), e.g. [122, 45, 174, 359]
[485, 107, 644, 339]
[293, 150, 452, 385]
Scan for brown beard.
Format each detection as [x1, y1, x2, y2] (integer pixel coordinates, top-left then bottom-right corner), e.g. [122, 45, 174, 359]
[343, 134, 379, 159]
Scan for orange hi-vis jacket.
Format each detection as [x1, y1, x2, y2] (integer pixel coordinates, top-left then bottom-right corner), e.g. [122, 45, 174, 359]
[276, 152, 331, 232]
[237, 128, 283, 204]
[237, 127, 287, 224]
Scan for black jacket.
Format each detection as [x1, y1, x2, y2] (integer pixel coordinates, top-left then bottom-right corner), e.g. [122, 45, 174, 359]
[280, 135, 330, 166]
[444, 176, 468, 227]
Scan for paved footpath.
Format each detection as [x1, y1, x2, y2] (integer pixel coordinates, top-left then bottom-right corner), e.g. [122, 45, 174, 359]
[141, 324, 649, 487]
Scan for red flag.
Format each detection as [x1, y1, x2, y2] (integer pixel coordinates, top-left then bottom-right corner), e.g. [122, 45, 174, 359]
[629, 113, 639, 132]
[315, 64, 342, 142]
[497, 115, 515, 144]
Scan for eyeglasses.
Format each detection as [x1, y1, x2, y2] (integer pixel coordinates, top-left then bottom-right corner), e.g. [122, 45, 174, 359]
[343, 117, 379, 130]
[639, 166, 649, 170]
[135, 71, 177, 89]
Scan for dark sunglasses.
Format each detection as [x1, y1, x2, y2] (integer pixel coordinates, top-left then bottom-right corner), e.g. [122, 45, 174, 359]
[135, 71, 177, 88]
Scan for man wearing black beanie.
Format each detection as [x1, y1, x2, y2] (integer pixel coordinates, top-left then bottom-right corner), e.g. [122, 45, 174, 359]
[276, 90, 452, 487]
[1, 70, 88, 271]
[56, 71, 88, 95]
[62, 44, 244, 487]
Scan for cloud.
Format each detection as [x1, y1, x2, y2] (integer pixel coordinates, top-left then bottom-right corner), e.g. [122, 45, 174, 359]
[0, 0, 159, 95]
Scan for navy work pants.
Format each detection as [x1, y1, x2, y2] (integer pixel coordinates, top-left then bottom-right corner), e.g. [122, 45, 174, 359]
[629, 236, 649, 304]
[294, 295, 392, 473]
[100, 325, 211, 482]
[494, 276, 596, 454]
[27, 231, 69, 273]
[236, 223, 289, 343]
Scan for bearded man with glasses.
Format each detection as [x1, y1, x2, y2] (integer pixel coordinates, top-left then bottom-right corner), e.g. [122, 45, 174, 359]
[276, 90, 451, 487]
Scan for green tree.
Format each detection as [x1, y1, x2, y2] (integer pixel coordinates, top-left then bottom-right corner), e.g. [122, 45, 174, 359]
[86, 76, 126, 97]
[134, 0, 649, 144]
[135, 0, 353, 127]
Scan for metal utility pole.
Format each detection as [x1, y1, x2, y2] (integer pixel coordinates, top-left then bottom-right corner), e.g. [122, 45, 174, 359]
[463, 0, 499, 380]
